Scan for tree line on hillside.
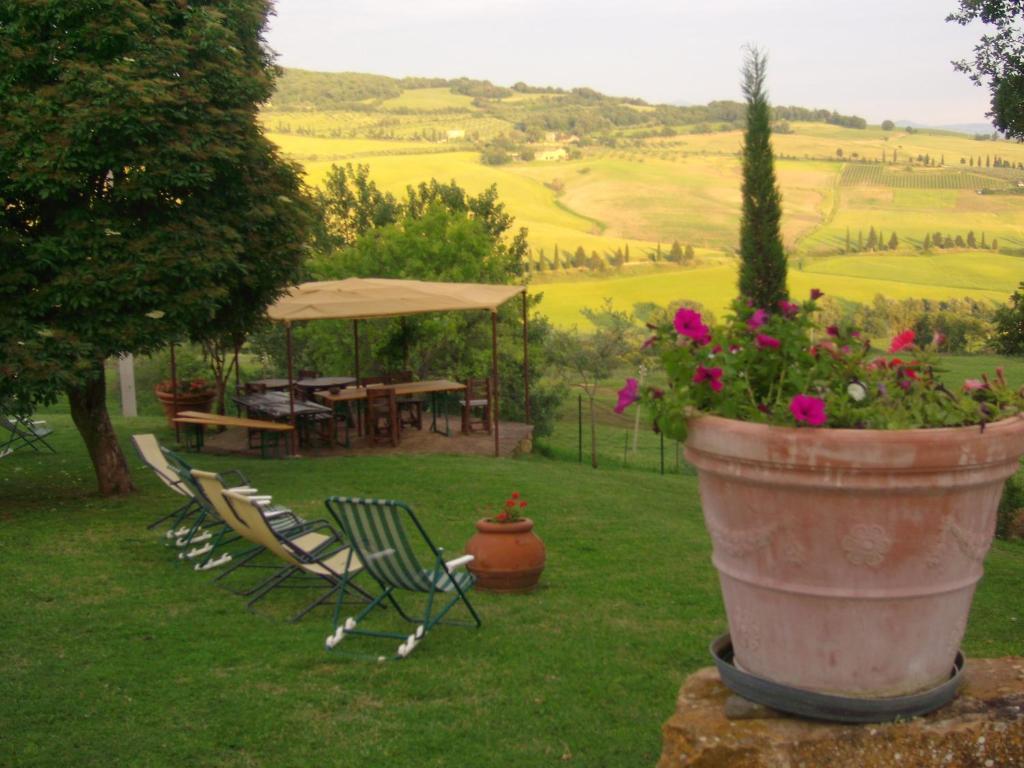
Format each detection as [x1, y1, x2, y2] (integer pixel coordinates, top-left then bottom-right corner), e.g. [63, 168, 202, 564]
[525, 241, 697, 273]
[835, 226, 999, 254]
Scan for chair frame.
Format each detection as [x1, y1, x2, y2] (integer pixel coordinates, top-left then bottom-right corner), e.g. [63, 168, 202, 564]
[1, 414, 57, 454]
[460, 377, 493, 435]
[365, 387, 399, 447]
[323, 496, 481, 660]
[221, 490, 372, 621]
[131, 434, 202, 534]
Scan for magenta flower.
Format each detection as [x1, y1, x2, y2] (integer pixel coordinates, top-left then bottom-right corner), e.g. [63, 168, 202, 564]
[692, 365, 724, 392]
[778, 300, 800, 318]
[674, 308, 709, 341]
[810, 288, 824, 300]
[747, 309, 768, 330]
[789, 394, 827, 426]
[614, 378, 639, 414]
[756, 334, 781, 349]
[888, 329, 915, 353]
[826, 325, 840, 337]
[641, 335, 657, 349]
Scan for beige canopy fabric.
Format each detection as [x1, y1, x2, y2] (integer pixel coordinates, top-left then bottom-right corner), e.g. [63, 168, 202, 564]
[267, 278, 526, 322]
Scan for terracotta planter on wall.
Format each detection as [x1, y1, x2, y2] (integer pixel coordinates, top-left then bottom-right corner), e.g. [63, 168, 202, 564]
[685, 414, 1024, 698]
[465, 518, 546, 593]
[154, 388, 216, 428]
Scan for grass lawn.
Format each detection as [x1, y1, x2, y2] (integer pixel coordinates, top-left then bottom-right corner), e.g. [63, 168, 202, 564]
[3, 414, 1023, 766]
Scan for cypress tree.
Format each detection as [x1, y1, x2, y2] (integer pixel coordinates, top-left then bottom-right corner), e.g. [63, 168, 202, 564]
[737, 48, 787, 307]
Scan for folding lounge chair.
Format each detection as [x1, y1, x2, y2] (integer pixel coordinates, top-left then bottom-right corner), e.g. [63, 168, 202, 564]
[1, 414, 56, 454]
[132, 434, 204, 534]
[221, 489, 369, 622]
[323, 497, 481, 660]
[160, 448, 293, 569]
[191, 469, 332, 602]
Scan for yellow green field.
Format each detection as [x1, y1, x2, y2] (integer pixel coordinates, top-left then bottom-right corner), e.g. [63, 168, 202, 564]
[532, 254, 1024, 327]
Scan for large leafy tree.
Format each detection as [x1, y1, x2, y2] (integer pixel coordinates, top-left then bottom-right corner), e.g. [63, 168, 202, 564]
[949, 1, 1024, 139]
[0, 1, 311, 494]
[737, 47, 788, 309]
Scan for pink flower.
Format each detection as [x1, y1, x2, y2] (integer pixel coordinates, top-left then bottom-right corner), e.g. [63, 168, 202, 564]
[932, 332, 946, 348]
[614, 378, 639, 414]
[826, 325, 839, 337]
[747, 309, 768, 330]
[778, 300, 800, 318]
[810, 288, 824, 300]
[692, 365, 724, 392]
[963, 379, 986, 392]
[674, 308, 709, 341]
[888, 329, 915, 353]
[756, 334, 781, 349]
[789, 394, 827, 426]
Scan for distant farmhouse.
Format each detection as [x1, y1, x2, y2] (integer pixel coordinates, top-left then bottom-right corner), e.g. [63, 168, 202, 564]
[445, 129, 465, 141]
[536, 148, 567, 161]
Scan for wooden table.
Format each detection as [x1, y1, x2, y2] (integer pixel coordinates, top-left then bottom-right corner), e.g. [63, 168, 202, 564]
[315, 379, 466, 438]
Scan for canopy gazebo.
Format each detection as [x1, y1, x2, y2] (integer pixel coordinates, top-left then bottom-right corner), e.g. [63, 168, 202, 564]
[266, 277, 531, 457]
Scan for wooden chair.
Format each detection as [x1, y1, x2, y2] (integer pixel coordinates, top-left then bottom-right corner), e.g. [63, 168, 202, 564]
[365, 387, 399, 447]
[460, 377, 493, 434]
[390, 370, 424, 431]
[298, 369, 320, 380]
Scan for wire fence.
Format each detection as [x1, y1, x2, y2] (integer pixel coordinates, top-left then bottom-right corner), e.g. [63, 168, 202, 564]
[536, 393, 696, 477]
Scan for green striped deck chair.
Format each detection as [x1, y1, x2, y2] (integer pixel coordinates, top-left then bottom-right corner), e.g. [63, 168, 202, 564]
[324, 496, 481, 660]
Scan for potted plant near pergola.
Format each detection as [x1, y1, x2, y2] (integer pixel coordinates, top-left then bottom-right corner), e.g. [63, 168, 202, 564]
[616, 49, 1024, 721]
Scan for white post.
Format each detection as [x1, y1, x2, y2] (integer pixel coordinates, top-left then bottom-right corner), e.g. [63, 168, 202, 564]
[118, 354, 138, 417]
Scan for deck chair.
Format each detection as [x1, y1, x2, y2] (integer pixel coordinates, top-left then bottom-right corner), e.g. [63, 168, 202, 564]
[132, 434, 203, 533]
[323, 497, 481, 660]
[191, 470, 342, 611]
[1, 414, 56, 454]
[160, 448, 292, 569]
[222, 489, 369, 621]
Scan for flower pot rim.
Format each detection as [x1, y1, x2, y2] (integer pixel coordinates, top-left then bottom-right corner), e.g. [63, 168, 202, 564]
[688, 412, 1024, 440]
[474, 517, 535, 533]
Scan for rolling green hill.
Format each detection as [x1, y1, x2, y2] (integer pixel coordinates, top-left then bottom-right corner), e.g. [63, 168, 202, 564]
[262, 70, 1024, 325]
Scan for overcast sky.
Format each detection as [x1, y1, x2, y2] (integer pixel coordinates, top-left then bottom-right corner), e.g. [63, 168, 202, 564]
[265, 0, 994, 127]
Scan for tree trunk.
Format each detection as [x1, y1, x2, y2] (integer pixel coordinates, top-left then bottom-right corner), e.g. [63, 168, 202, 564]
[589, 396, 598, 469]
[67, 361, 136, 496]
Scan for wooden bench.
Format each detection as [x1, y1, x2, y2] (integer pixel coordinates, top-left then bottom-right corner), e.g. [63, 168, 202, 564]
[173, 411, 294, 458]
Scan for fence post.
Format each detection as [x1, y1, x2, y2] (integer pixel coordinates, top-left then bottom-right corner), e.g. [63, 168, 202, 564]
[578, 393, 583, 464]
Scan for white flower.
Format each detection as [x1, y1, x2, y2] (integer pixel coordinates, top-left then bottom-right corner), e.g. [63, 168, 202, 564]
[145, 310, 166, 319]
[847, 381, 867, 402]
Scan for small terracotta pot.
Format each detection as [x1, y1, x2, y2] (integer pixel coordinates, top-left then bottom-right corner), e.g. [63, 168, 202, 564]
[685, 413, 1024, 698]
[465, 517, 546, 593]
[155, 388, 215, 427]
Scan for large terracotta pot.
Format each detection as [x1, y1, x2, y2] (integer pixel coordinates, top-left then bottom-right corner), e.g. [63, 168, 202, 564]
[154, 388, 215, 428]
[684, 414, 1024, 698]
[465, 518, 546, 593]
